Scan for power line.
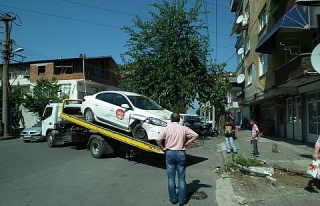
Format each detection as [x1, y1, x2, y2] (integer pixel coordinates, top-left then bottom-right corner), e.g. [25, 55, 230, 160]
[61, 0, 150, 20]
[0, 4, 122, 29]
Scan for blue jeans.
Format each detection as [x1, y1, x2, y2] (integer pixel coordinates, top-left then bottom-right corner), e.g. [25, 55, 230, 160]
[252, 139, 259, 156]
[225, 136, 237, 152]
[165, 150, 186, 204]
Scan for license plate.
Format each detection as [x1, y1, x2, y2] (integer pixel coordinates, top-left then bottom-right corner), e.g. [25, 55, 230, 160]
[24, 135, 31, 138]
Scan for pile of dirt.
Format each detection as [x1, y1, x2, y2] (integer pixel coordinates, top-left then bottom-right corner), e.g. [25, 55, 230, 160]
[232, 167, 320, 190]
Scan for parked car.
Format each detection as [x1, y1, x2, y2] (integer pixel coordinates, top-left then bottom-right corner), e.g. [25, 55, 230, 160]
[181, 114, 211, 137]
[20, 122, 43, 142]
[81, 91, 172, 141]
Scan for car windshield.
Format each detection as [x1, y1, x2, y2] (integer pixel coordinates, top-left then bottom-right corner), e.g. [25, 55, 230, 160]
[128, 95, 163, 110]
[186, 116, 201, 124]
[33, 121, 41, 127]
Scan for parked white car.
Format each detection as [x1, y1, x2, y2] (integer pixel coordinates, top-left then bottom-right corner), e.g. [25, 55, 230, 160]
[81, 91, 172, 141]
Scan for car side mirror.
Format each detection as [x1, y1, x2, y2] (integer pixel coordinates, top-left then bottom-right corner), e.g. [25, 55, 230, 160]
[121, 104, 131, 110]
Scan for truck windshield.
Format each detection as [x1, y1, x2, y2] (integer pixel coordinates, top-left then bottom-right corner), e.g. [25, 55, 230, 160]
[128, 96, 163, 110]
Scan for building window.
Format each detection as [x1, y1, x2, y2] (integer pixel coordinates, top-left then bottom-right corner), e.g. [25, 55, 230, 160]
[244, 37, 250, 55]
[247, 65, 252, 85]
[283, 39, 299, 62]
[259, 54, 268, 76]
[259, 7, 267, 31]
[54, 65, 74, 74]
[60, 84, 72, 99]
[10, 72, 18, 80]
[38, 66, 45, 75]
[312, 29, 320, 49]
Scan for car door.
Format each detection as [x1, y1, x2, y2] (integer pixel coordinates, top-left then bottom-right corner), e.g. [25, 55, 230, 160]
[109, 94, 132, 130]
[93, 92, 115, 124]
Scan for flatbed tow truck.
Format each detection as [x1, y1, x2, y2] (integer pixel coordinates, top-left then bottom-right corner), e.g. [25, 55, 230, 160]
[43, 99, 203, 158]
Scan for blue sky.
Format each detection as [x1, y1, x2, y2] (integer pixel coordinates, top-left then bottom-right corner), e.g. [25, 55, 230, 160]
[1, 0, 237, 113]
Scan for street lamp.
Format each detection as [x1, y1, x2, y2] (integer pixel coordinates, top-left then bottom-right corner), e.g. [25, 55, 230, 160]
[12, 47, 24, 54]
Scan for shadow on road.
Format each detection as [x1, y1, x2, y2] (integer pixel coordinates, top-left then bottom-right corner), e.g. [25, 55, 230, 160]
[118, 152, 208, 169]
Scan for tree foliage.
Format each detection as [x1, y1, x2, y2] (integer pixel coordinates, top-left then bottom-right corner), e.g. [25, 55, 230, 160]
[119, 0, 228, 113]
[197, 62, 229, 113]
[120, 0, 209, 110]
[11, 83, 25, 128]
[23, 78, 60, 116]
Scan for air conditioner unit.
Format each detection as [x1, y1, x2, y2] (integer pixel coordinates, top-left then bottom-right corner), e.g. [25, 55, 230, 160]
[242, 17, 248, 29]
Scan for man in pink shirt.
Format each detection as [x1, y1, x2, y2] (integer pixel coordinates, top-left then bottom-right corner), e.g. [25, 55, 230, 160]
[155, 113, 198, 206]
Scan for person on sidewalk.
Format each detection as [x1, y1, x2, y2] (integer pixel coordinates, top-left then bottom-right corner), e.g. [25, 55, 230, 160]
[312, 135, 320, 160]
[155, 113, 199, 206]
[224, 119, 237, 154]
[250, 119, 260, 157]
[227, 111, 236, 139]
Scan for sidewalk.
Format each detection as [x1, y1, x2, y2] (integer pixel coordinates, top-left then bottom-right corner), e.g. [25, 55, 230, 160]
[219, 129, 315, 171]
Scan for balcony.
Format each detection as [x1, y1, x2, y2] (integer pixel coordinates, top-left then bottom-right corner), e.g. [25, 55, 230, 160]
[275, 53, 318, 86]
[230, 0, 239, 12]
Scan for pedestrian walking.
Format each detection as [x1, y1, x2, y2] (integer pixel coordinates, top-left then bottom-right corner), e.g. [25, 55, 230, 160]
[155, 113, 199, 206]
[227, 111, 236, 138]
[224, 119, 237, 154]
[250, 119, 260, 157]
[312, 135, 320, 160]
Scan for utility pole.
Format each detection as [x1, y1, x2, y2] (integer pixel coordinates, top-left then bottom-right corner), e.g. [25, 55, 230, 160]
[1, 15, 16, 138]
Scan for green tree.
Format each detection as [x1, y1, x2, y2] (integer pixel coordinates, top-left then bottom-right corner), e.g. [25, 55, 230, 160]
[120, 0, 210, 110]
[23, 78, 60, 116]
[197, 62, 229, 114]
[11, 83, 25, 128]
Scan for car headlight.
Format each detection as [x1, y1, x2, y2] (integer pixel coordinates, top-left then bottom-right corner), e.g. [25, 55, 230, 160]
[145, 117, 168, 127]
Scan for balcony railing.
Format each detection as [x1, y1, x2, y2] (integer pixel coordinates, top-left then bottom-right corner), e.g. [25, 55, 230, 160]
[275, 53, 314, 85]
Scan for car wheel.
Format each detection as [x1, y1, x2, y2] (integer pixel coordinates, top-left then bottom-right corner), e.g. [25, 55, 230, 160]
[47, 132, 54, 148]
[84, 108, 95, 123]
[90, 138, 104, 158]
[132, 123, 148, 142]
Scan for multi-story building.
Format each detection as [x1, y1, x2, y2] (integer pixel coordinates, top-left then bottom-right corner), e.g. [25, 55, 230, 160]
[230, 0, 320, 143]
[3, 55, 120, 127]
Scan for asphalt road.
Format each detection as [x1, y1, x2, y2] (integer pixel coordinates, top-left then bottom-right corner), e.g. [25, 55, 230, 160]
[0, 137, 226, 206]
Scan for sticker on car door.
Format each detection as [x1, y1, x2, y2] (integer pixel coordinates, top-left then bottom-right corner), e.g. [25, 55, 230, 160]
[116, 109, 125, 120]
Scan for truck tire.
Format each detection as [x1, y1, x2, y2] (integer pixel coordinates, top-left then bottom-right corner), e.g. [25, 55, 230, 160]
[90, 138, 104, 158]
[47, 132, 55, 148]
[132, 123, 148, 142]
[84, 108, 95, 123]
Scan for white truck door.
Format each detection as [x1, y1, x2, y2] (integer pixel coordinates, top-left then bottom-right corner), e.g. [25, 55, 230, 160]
[41, 104, 62, 136]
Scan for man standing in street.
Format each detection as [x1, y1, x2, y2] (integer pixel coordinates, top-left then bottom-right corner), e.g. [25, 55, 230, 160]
[155, 113, 199, 206]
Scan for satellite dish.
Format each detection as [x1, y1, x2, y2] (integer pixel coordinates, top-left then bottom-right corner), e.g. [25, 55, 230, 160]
[237, 48, 244, 55]
[236, 15, 243, 24]
[311, 43, 320, 74]
[237, 74, 245, 84]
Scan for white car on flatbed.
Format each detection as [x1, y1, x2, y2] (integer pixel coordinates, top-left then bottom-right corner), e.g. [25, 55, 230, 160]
[81, 91, 173, 141]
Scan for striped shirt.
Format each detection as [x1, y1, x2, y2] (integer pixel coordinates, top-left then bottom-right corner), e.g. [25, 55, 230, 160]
[251, 124, 259, 140]
[316, 136, 320, 147]
[156, 122, 198, 151]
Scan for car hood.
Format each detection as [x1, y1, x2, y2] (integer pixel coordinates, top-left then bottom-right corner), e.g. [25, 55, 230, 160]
[21, 127, 41, 133]
[131, 109, 172, 122]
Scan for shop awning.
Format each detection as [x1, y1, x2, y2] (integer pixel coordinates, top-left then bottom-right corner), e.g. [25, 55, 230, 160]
[256, 5, 314, 54]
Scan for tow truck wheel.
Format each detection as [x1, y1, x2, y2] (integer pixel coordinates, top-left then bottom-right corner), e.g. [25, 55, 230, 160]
[90, 139, 104, 158]
[84, 108, 94, 123]
[47, 132, 55, 148]
[132, 123, 148, 142]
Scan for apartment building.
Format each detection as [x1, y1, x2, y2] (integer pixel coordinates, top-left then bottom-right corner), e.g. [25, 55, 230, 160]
[4, 55, 120, 127]
[230, 0, 320, 143]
